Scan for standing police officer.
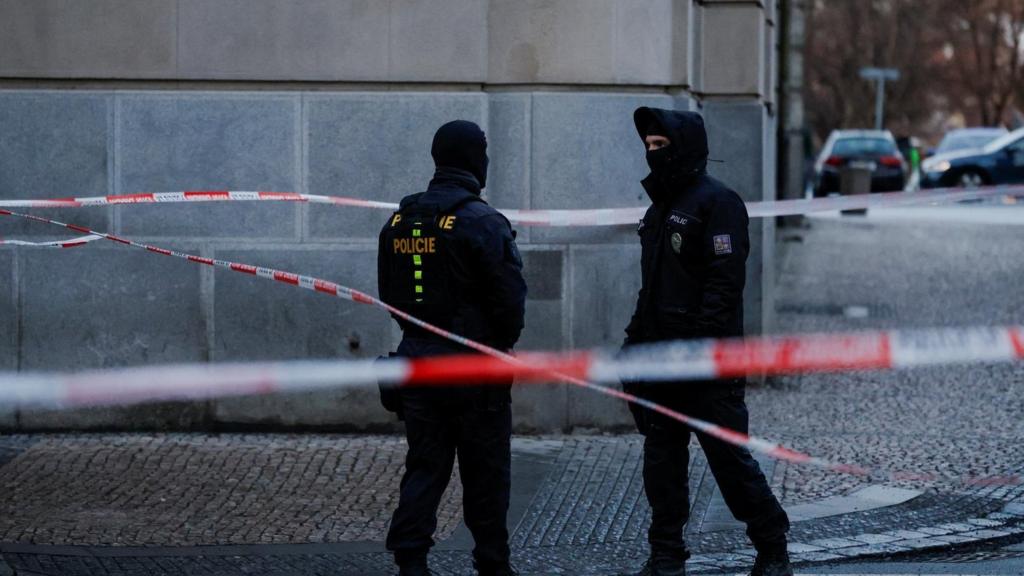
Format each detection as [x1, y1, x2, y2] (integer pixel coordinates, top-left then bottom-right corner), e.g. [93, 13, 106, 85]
[378, 120, 527, 576]
[621, 108, 792, 576]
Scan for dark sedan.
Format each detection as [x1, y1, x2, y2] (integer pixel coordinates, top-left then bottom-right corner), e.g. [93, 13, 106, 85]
[932, 127, 1007, 156]
[813, 130, 907, 197]
[921, 127, 1024, 188]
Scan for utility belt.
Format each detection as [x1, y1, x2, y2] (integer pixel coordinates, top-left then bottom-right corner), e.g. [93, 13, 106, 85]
[377, 336, 511, 417]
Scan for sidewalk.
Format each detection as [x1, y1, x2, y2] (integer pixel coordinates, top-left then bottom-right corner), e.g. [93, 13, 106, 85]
[1, 433, 1023, 576]
[4, 207, 1024, 576]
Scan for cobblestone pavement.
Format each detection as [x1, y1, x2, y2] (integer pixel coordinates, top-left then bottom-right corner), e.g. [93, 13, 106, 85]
[757, 214, 1024, 502]
[2, 212, 1024, 575]
[0, 434, 463, 546]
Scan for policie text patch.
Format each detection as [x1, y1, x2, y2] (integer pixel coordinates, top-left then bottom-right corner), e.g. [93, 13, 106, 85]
[713, 234, 733, 255]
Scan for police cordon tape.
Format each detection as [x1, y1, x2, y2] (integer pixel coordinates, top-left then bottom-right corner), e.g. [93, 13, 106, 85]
[0, 183, 1021, 229]
[2, 207, 1024, 486]
[0, 206, 858, 476]
[0, 234, 101, 248]
[4, 326, 1021, 408]
[1, 356, 1020, 490]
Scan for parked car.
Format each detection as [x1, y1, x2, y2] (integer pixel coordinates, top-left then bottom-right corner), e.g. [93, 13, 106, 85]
[931, 127, 1008, 156]
[921, 126, 1024, 188]
[813, 130, 907, 197]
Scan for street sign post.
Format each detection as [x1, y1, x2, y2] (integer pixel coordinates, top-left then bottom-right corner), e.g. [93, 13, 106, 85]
[860, 67, 901, 130]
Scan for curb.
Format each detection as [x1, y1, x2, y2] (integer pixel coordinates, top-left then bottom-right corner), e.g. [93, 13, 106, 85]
[686, 506, 1024, 574]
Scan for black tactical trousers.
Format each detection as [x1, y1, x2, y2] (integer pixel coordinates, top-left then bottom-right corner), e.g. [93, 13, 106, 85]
[631, 382, 789, 560]
[386, 343, 512, 569]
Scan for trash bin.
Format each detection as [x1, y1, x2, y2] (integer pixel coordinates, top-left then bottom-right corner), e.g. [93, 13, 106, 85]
[840, 163, 872, 215]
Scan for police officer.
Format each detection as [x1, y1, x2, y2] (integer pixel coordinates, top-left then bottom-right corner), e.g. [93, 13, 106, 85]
[621, 108, 792, 576]
[378, 120, 527, 576]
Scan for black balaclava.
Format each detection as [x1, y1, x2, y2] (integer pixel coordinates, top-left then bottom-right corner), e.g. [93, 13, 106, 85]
[431, 120, 489, 189]
[642, 120, 676, 181]
[634, 107, 709, 196]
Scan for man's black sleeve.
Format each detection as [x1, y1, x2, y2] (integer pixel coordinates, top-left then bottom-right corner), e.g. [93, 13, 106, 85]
[694, 193, 749, 337]
[377, 223, 392, 311]
[623, 288, 646, 347]
[467, 214, 527, 350]
[623, 207, 655, 347]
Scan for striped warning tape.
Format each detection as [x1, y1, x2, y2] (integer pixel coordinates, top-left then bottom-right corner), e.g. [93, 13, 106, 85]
[0, 207, 867, 476]
[5, 184, 1022, 250]
[0, 184, 1020, 228]
[2, 324, 1023, 482]
[0, 234, 100, 248]
[2, 208, 1023, 486]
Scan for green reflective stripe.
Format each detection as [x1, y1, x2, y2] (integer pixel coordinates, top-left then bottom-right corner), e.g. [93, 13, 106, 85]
[415, 298, 423, 303]
[413, 255, 422, 265]
[414, 270, 423, 280]
[415, 285, 423, 294]
[412, 229, 421, 237]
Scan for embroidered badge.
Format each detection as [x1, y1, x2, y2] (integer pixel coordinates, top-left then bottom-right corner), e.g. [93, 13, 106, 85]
[668, 213, 689, 226]
[670, 232, 683, 254]
[713, 234, 733, 255]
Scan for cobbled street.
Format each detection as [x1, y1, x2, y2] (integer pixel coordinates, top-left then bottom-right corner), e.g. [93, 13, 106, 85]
[2, 206, 1024, 575]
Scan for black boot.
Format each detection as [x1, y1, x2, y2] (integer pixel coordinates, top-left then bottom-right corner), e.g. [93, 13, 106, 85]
[749, 549, 792, 576]
[474, 561, 519, 576]
[621, 554, 686, 576]
[397, 559, 433, 576]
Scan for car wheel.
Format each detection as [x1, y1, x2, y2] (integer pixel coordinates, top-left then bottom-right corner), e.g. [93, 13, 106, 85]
[957, 170, 985, 188]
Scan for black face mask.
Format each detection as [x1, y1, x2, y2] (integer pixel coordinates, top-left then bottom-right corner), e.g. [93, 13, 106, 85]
[646, 146, 677, 178]
[431, 120, 489, 189]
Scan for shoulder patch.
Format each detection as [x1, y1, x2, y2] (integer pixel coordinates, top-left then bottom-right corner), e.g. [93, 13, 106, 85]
[713, 234, 733, 255]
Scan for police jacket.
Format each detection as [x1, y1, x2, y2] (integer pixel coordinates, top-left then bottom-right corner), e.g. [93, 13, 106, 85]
[378, 167, 527, 352]
[624, 108, 750, 345]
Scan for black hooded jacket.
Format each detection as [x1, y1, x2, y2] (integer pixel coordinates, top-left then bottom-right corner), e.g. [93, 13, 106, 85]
[378, 167, 527, 352]
[624, 107, 750, 345]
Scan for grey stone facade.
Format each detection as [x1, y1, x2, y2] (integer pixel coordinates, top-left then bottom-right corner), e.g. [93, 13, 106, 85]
[0, 0, 778, 432]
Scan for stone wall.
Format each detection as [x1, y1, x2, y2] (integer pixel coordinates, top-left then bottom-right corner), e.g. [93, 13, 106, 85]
[0, 0, 777, 432]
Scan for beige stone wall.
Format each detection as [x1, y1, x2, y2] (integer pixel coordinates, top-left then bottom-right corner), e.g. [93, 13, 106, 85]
[1, 0, 773, 96]
[0, 0, 780, 432]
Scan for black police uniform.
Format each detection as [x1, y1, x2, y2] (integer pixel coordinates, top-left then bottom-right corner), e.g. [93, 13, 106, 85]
[378, 121, 527, 575]
[623, 107, 790, 566]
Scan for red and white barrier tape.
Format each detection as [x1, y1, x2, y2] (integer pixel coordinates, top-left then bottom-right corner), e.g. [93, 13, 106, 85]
[0, 184, 1020, 228]
[0, 234, 100, 248]
[3, 323, 1023, 481]
[3, 208, 1023, 486]
[0, 207, 849, 474]
[746, 184, 1024, 218]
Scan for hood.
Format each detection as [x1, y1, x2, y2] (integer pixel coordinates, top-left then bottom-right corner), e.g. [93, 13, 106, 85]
[408, 167, 484, 213]
[633, 107, 709, 176]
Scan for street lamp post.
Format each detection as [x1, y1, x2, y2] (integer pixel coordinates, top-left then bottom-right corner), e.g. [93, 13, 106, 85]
[859, 67, 900, 130]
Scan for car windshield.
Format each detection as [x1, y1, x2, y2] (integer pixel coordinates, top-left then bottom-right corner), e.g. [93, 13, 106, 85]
[937, 130, 1005, 153]
[831, 138, 896, 156]
[983, 127, 1024, 153]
